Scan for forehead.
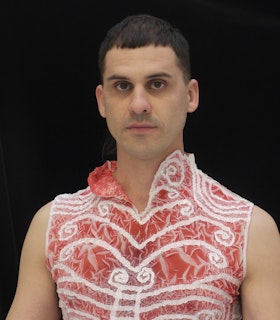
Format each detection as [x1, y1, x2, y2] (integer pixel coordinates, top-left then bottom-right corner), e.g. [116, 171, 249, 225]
[103, 45, 180, 78]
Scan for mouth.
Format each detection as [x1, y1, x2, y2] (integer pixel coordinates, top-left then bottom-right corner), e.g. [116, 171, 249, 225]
[126, 123, 157, 134]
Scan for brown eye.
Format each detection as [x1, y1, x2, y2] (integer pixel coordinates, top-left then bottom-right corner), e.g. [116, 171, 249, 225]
[116, 82, 130, 91]
[150, 81, 165, 89]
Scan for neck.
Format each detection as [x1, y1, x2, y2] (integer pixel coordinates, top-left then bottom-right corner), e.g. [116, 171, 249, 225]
[113, 148, 185, 212]
[113, 152, 170, 212]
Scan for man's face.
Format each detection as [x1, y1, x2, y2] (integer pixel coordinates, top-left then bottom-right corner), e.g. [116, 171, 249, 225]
[96, 45, 198, 161]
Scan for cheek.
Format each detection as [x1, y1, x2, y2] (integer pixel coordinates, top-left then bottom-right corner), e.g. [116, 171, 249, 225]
[168, 105, 187, 124]
[104, 110, 121, 136]
[170, 108, 187, 134]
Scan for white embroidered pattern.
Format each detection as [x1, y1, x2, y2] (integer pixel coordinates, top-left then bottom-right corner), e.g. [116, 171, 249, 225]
[46, 151, 253, 319]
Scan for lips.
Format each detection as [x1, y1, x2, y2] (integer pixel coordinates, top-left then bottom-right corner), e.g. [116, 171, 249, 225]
[126, 123, 155, 129]
[126, 122, 156, 133]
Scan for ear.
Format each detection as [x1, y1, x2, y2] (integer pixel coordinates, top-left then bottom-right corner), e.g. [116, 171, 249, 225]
[187, 79, 199, 113]
[95, 84, 106, 118]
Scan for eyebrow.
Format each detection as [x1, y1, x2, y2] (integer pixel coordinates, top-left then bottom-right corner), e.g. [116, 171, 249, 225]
[106, 74, 129, 82]
[106, 72, 173, 82]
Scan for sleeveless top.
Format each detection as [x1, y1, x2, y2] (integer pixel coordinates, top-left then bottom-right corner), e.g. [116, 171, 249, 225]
[46, 150, 253, 320]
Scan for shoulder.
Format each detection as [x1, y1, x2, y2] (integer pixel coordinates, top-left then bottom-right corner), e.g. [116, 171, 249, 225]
[246, 205, 280, 276]
[241, 206, 280, 318]
[249, 205, 279, 246]
[30, 201, 53, 228]
[249, 205, 279, 239]
[24, 201, 54, 247]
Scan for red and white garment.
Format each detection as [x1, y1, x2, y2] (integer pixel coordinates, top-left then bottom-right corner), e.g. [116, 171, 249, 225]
[46, 150, 253, 319]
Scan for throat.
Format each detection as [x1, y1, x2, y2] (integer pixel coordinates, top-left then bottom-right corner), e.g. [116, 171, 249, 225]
[127, 191, 150, 213]
[113, 171, 153, 214]
[112, 156, 162, 213]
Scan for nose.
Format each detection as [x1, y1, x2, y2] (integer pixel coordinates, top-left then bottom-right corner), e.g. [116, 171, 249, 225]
[129, 87, 151, 115]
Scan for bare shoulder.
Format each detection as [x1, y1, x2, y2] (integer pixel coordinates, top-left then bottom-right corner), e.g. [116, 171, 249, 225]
[6, 200, 61, 320]
[20, 200, 54, 266]
[251, 204, 279, 226]
[241, 205, 280, 319]
[19, 200, 55, 260]
[17, 200, 55, 279]
[29, 200, 53, 229]
[245, 204, 280, 279]
[248, 205, 280, 245]
[245, 205, 280, 278]
[248, 205, 280, 256]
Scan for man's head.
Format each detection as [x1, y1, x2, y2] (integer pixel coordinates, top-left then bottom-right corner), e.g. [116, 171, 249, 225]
[98, 14, 192, 84]
[96, 14, 198, 161]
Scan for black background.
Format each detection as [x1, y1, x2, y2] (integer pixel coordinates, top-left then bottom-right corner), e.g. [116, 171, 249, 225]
[1, 0, 280, 317]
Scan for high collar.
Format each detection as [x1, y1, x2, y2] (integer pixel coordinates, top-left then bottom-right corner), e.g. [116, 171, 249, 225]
[88, 150, 192, 200]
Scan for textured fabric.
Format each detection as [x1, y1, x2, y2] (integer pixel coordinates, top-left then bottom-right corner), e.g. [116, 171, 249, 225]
[46, 150, 253, 319]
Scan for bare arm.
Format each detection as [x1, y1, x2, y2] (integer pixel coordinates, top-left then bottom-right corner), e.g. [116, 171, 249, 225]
[241, 205, 280, 319]
[6, 201, 61, 320]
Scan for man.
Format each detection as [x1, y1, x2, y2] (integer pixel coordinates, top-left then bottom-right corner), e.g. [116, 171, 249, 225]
[6, 14, 280, 319]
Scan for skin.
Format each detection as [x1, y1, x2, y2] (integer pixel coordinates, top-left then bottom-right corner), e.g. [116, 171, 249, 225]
[95, 46, 198, 211]
[6, 201, 61, 320]
[6, 45, 280, 319]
